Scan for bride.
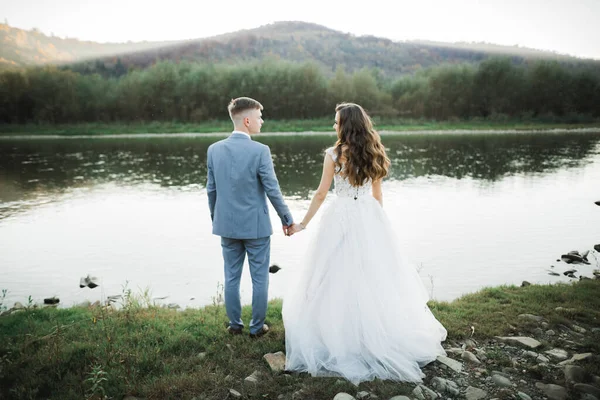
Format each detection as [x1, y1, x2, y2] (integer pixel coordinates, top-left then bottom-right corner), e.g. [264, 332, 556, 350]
[282, 103, 447, 385]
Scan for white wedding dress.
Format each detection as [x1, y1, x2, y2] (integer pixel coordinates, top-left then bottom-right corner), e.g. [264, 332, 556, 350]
[282, 147, 447, 385]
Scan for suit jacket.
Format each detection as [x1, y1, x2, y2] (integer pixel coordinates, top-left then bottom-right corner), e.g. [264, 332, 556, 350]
[207, 132, 293, 239]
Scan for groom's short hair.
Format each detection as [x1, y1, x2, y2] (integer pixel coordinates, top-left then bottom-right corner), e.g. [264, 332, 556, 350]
[228, 97, 263, 119]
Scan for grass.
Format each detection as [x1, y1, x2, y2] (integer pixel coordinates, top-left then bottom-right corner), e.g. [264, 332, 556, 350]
[1, 118, 600, 136]
[1, 279, 599, 399]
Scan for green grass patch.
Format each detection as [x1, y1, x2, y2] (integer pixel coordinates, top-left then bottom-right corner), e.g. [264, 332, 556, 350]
[1, 280, 599, 399]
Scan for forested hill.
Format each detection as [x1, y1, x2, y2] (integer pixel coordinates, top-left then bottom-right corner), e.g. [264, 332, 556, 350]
[2, 21, 597, 77]
[0, 23, 181, 69]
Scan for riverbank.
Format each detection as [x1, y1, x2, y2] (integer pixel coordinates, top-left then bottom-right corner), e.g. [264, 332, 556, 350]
[1, 280, 599, 400]
[2, 119, 600, 136]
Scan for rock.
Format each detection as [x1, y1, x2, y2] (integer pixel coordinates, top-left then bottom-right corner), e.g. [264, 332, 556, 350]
[388, 397, 410, 400]
[517, 392, 532, 400]
[521, 281, 531, 287]
[595, 244, 600, 252]
[465, 386, 487, 400]
[572, 325, 587, 333]
[43, 297, 59, 305]
[549, 271, 560, 276]
[535, 383, 568, 400]
[536, 354, 550, 363]
[13, 302, 25, 310]
[518, 313, 543, 322]
[446, 347, 463, 355]
[523, 350, 538, 358]
[269, 264, 281, 274]
[79, 275, 99, 288]
[580, 394, 599, 400]
[412, 385, 438, 400]
[495, 336, 541, 349]
[574, 384, 600, 398]
[197, 352, 206, 359]
[595, 200, 600, 206]
[463, 338, 477, 349]
[356, 391, 370, 399]
[491, 374, 512, 388]
[229, 389, 242, 398]
[546, 329, 556, 336]
[564, 365, 586, 384]
[430, 377, 459, 396]
[435, 355, 462, 373]
[461, 351, 482, 364]
[263, 351, 286, 373]
[333, 394, 356, 400]
[244, 370, 260, 388]
[545, 348, 569, 360]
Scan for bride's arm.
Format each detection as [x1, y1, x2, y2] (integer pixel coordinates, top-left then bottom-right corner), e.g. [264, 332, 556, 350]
[298, 153, 335, 229]
[372, 179, 383, 207]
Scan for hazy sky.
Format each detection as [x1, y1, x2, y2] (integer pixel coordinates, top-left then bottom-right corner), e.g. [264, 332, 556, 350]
[3, 0, 599, 59]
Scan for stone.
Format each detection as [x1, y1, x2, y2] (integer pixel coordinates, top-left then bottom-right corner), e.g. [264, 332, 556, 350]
[461, 351, 482, 364]
[495, 336, 541, 349]
[263, 351, 286, 373]
[535, 383, 568, 400]
[521, 281, 531, 287]
[244, 370, 260, 387]
[546, 329, 556, 336]
[435, 355, 462, 373]
[518, 313, 543, 322]
[13, 302, 25, 310]
[536, 354, 550, 363]
[197, 352, 206, 359]
[355, 391, 370, 399]
[79, 275, 99, 288]
[491, 374, 512, 388]
[333, 394, 356, 400]
[388, 397, 410, 400]
[574, 384, 600, 398]
[517, 392, 532, 400]
[446, 347, 463, 355]
[430, 377, 459, 396]
[572, 325, 587, 333]
[465, 386, 487, 400]
[545, 348, 569, 360]
[580, 394, 599, 400]
[412, 385, 438, 400]
[229, 389, 242, 398]
[564, 365, 586, 384]
[43, 297, 59, 305]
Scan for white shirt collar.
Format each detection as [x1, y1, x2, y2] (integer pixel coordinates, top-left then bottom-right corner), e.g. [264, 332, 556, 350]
[232, 130, 251, 139]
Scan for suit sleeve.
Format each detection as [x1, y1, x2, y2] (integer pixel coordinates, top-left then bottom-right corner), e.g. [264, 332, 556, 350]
[207, 147, 216, 221]
[258, 146, 294, 226]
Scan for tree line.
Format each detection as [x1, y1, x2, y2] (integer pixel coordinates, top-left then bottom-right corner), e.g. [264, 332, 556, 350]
[1, 57, 599, 124]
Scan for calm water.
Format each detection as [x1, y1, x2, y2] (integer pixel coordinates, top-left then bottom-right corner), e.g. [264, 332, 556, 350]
[1, 131, 600, 308]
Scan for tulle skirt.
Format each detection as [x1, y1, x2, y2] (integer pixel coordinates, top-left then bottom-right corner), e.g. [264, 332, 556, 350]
[282, 195, 447, 385]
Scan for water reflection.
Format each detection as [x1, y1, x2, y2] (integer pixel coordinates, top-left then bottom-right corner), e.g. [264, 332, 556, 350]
[1, 132, 600, 219]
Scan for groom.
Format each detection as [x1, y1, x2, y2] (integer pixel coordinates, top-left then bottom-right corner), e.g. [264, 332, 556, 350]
[207, 97, 295, 338]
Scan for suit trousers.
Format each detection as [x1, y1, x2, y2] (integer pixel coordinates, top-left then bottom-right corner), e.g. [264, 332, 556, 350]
[221, 236, 271, 334]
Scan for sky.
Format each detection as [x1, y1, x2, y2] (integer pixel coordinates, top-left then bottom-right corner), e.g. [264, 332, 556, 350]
[3, 0, 600, 59]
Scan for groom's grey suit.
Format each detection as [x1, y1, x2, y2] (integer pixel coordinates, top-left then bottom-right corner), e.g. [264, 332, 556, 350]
[207, 131, 293, 334]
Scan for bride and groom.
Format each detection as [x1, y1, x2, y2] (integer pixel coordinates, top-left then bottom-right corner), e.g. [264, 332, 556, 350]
[206, 97, 447, 384]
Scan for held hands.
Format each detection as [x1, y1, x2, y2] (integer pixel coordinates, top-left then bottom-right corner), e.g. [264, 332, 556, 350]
[284, 222, 305, 237]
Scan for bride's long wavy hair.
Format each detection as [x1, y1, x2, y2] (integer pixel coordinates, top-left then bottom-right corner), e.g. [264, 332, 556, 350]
[333, 103, 390, 186]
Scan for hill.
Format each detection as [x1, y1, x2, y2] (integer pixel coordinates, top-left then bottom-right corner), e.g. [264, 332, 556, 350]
[0, 23, 181, 69]
[2, 21, 597, 77]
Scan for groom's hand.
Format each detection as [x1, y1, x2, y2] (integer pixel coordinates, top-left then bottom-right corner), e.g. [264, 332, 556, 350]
[282, 225, 289, 236]
[287, 223, 303, 236]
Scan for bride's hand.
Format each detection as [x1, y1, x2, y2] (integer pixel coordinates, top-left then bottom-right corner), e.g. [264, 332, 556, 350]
[287, 223, 305, 236]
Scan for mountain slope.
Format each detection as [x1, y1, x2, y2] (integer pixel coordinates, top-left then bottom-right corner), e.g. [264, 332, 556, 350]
[2, 21, 597, 76]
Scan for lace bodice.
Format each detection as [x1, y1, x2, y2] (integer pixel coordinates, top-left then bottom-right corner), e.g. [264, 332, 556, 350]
[325, 147, 372, 199]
